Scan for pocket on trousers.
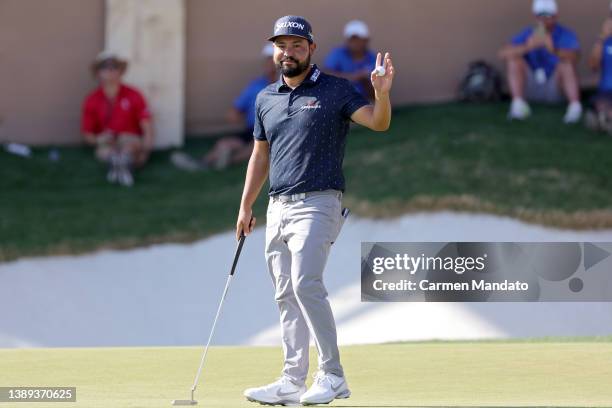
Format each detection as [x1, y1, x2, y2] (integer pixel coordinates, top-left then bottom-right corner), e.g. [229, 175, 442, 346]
[331, 207, 349, 245]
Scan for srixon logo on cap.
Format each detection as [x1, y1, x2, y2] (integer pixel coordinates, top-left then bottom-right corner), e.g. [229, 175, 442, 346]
[276, 21, 305, 32]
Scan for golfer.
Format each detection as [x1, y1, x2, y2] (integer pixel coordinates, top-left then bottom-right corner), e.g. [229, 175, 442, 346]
[236, 15, 394, 406]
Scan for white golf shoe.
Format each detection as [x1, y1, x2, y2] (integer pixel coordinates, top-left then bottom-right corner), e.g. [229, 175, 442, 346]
[116, 153, 134, 187]
[300, 372, 351, 405]
[508, 98, 531, 121]
[244, 376, 306, 406]
[563, 101, 583, 124]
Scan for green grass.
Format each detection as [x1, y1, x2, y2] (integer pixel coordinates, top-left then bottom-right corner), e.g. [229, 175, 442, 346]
[3, 102, 612, 261]
[1, 340, 611, 407]
[343, 103, 612, 219]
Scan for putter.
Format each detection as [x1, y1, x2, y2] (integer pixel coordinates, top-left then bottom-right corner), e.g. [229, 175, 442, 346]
[172, 231, 247, 406]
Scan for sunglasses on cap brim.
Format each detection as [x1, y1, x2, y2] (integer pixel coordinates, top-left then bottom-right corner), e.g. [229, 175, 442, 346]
[536, 13, 555, 18]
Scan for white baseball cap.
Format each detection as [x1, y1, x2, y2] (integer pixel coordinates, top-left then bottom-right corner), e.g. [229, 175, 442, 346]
[261, 43, 274, 57]
[92, 50, 128, 72]
[343, 20, 370, 39]
[94, 50, 127, 64]
[532, 0, 558, 15]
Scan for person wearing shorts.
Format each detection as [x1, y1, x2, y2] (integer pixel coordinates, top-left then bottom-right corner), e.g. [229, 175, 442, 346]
[203, 44, 278, 169]
[235, 15, 395, 406]
[171, 45, 277, 172]
[586, 6, 612, 133]
[498, 0, 582, 124]
[82, 51, 153, 186]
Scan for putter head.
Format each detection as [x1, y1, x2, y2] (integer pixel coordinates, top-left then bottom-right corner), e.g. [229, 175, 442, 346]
[171, 399, 197, 405]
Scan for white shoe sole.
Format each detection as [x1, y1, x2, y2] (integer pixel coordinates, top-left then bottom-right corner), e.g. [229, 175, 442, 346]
[245, 396, 301, 406]
[300, 389, 351, 405]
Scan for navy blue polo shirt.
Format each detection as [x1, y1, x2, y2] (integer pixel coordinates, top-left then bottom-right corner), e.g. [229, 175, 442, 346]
[254, 64, 370, 196]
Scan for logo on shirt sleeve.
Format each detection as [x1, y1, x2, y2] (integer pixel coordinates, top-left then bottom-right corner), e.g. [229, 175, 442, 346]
[310, 68, 321, 82]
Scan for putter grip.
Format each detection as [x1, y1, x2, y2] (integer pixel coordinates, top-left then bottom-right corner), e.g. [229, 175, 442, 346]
[229, 234, 246, 276]
[230, 217, 251, 276]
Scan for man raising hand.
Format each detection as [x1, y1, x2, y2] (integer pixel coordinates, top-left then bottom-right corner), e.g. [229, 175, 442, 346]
[236, 15, 394, 406]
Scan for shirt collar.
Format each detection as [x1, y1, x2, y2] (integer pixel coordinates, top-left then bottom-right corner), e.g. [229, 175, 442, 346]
[98, 83, 126, 99]
[276, 64, 321, 91]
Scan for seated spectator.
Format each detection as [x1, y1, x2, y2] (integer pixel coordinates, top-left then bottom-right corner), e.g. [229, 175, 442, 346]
[498, 0, 582, 124]
[324, 20, 376, 100]
[171, 44, 277, 171]
[82, 51, 153, 187]
[586, 7, 612, 133]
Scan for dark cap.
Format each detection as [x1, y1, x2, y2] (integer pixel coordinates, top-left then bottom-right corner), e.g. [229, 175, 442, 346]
[268, 15, 314, 43]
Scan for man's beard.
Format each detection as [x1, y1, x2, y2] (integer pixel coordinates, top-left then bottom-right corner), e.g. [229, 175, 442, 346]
[277, 54, 311, 78]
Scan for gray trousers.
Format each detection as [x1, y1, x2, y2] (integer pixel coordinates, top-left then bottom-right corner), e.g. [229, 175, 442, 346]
[265, 190, 344, 385]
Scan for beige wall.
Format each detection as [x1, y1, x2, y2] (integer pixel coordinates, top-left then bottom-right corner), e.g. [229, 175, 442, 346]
[0, 0, 608, 144]
[106, 0, 185, 148]
[0, 0, 105, 145]
[186, 0, 607, 135]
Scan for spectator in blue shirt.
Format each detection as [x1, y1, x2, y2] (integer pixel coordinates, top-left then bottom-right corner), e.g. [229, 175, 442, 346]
[586, 7, 612, 133]
[171, 44, 277, 171]
[324, 20, 377, 100]
[498, 0, 582, 124]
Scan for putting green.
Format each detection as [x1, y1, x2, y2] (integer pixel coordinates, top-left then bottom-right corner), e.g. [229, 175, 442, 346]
[1, 341, 611, 407]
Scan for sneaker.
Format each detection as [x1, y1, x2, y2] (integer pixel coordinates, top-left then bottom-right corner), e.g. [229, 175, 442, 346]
[244, 376, 306, 406]
[508, 98, 531, 121]
[170, 151, 207, 172]
[117, 165, 134, 187]
[300, 372, 351, 406]
[116, 153, 134, 187]
[564, 101, 583, 124]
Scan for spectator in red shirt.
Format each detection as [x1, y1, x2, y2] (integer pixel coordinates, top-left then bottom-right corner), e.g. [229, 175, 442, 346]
[82, 51, 154, 186]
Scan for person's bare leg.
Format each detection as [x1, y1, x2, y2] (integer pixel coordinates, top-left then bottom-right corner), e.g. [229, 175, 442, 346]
[507, 57, 528, 100]
[229, 141, 254, 165]
[94, 134, 116, 163]
[506, 57, 531, 119]
[204, 140, 224, 166]
[556, 61, 582, 124]
[556, 61, 580, 103]
[121, 140, 149, 168]
[113, 134, 148, 186]
[116, 135, 142, 165]
[97, 140, 120, 184]
[95, 144, 115, 163]
[204, 136, 244, 167]
[594, 98, 612, 132]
